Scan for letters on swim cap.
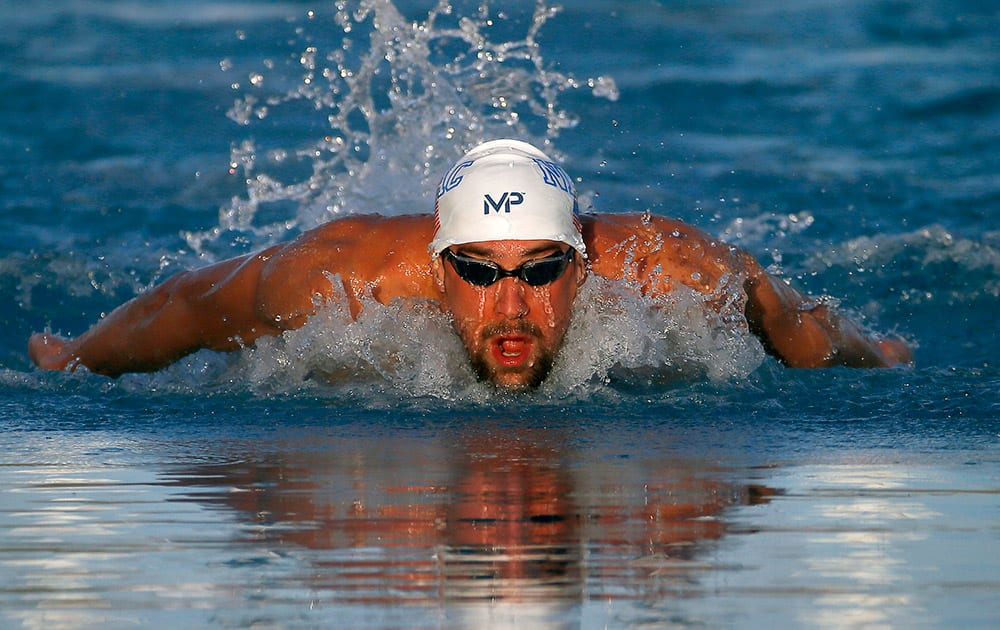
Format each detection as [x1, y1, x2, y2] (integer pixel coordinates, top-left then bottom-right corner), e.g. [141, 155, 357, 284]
[430, 139, 586, 257]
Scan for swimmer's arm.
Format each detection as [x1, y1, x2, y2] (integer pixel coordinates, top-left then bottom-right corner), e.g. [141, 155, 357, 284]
[742, 262, 912, 368]
[586, 214, 911, 368]
[28, 249, 288, 376]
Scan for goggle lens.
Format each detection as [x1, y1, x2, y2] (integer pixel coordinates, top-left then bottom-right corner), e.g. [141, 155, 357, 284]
[444, 248, 574, 287]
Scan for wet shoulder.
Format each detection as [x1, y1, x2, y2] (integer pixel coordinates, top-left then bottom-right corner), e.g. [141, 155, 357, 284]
[275, 214, 435, 273]
[303, 213, 435, 251]
[582, 213, 749, 294]
[257, 214, 439, 325]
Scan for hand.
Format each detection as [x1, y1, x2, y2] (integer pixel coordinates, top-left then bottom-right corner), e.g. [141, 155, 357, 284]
[876, 337, 914, 367]
[28, 333, 74, 371]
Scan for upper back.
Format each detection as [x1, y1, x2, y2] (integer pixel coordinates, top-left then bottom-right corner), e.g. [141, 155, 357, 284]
[256, 214, 441, 326]
[581, 213, 754, 297]
[255, 212, 755, 327]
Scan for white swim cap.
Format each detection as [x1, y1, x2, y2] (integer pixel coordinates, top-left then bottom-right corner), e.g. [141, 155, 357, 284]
[430, 139, 586, 257]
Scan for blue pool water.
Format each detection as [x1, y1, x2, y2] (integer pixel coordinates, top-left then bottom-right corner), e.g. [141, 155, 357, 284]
[1, 0, 998, 627]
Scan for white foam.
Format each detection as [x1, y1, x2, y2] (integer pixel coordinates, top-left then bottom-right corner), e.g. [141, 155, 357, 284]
[548, 276, 765, 392]
[211, 273, 766, 401]
[239, 285, 480, 401]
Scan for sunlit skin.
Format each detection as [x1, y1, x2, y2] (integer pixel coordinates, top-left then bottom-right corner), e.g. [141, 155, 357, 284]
[27, 213, 913, 383]
[433, 240, 586, 389]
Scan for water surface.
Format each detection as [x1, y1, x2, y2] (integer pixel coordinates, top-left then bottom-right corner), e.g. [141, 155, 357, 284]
[1, 0, 998, 627]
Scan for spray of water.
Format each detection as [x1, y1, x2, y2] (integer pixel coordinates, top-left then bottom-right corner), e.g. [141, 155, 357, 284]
[184, 0, 618, 255]
[160, 270, 763, 402]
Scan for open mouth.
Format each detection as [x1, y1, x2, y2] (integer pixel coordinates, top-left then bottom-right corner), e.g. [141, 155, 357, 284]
[490, 335, 533, 368]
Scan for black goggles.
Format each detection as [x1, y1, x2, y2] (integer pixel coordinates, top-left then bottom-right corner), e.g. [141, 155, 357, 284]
[443, 247, 575, 287]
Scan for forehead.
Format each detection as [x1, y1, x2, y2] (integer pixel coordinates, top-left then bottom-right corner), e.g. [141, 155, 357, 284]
[452, 239, 567, 259]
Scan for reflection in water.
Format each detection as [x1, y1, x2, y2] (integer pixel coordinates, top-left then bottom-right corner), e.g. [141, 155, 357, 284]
[443, 434, 580, 605]
[162, 425, 776, 617]
[796, 465, 941, 629]
[6, 429, 992, 628]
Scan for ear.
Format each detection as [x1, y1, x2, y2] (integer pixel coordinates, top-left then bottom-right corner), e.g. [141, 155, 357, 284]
[431, 255, 446, 292]
[573, 255, 588, 287]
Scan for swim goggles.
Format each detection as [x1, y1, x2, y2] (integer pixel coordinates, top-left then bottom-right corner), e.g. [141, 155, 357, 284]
[443, 247, 575, 287]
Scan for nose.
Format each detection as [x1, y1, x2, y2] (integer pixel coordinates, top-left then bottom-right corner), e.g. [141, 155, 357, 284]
[493, 277, 529, 319]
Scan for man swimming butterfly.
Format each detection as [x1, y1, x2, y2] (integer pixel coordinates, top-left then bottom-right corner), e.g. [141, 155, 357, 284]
[29, 139, 912, 389]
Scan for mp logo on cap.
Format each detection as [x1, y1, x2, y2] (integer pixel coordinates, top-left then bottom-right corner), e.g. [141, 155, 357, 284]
[483, 192, 524, 214]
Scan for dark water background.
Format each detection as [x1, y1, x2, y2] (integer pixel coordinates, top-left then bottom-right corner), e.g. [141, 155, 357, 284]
[1, 0, 998, 627]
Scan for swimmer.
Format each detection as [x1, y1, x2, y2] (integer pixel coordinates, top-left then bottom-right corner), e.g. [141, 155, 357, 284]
[28, 139, 912, 389]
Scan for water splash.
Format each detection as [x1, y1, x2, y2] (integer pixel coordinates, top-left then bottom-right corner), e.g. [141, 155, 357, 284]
[550, 276, 764, 391]
[128, 270, 762, 402]
[236, 286, 480, 400]
[185, 0, 618, 256]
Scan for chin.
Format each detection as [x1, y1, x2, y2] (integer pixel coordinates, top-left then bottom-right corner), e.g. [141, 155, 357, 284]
[474, 354, 554, 391]
[490, 373, 539, 391]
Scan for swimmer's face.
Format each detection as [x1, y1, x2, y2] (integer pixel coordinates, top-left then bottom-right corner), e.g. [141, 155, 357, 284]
[434, 239, 586, 390]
